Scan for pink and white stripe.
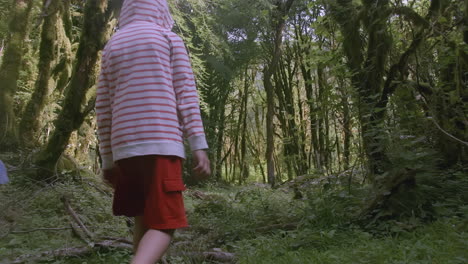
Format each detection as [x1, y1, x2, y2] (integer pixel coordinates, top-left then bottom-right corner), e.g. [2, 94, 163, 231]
[96, 0, 207, 169]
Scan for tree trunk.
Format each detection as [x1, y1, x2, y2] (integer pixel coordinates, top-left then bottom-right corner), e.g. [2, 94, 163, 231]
[54, 0, 73, 94]
[214, 91, 228, 180]
[429, 2, 468, 166]
[0, 0, 34, 149]
[264, 68, 276, 187]
[360, 0, 392, 177]
[331, 0, 392, 179]
[34, 0, 116, 179]
[275, 53, 307, 178]
[294, 7, 320, 172]
[316, 62, 328, 171]
[239, 68, 250, 184]
[341, 83, 351, 170]
[19, 0, 65, 145]
[232, 84, 243, 182]
[202, 66, 231, 181]
[465, 0, 468, 44]
[251, 104, 266, 183]
[301, 62, 320, 170]
[264, 0, 295, 187]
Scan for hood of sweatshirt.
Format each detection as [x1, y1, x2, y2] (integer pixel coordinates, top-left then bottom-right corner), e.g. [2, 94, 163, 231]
[119, 0, 174, 29]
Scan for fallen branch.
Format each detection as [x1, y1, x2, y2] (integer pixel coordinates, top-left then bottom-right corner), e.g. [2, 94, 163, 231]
[70, 221, 93, 246]
[87, 181, 113, 197]
[11, 227, 72, 234]
[95, 239, 133, 250]
[99, 236, 132, 245]
[61, 196, 94, 239]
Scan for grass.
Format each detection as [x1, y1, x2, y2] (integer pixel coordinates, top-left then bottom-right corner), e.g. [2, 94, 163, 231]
[0, 159, 467, 263]
[0, 175, 133, 263]
[236, 218, 467, 264]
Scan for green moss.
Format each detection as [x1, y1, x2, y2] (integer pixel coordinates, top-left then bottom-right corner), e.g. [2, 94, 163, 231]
[1, 166, 466, 264]
[236, 219, 468, 264]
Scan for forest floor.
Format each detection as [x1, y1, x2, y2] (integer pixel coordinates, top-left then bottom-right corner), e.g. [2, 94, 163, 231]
[0, 154, 467, 263]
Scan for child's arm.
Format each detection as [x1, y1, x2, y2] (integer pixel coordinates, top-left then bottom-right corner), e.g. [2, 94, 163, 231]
[170, 34, 211, 177]
[170, 34, 208, 152]
[96, 49, 114, 170]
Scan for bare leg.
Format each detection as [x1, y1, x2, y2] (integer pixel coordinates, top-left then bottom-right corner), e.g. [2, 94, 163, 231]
[133, 216, 148, 253]
[131, 228, 174, 264]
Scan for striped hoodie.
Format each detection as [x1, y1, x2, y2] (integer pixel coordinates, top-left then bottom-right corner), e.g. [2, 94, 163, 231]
[96, 0, 208, 170]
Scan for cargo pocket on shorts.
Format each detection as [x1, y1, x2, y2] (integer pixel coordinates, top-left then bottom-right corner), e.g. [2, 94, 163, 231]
[163, 178, 186, 192]
[162, 178, 186, 222]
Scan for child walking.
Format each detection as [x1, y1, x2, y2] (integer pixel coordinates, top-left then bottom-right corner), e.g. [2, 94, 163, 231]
[95, 0, 211, 263]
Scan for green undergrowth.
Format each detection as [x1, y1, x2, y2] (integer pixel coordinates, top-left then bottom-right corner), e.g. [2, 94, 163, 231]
[0, 163, 133, 263]
[0, 157, 467, 263]
[236, 218, 467, 264]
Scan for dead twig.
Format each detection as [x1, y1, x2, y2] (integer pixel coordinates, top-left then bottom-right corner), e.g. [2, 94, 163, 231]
[99, 236, 132, 245]
[61, 196, 95, 239]
[70, 221, 94, 246]
[87, 182, 112, 197]
[11, 227, 72, 234]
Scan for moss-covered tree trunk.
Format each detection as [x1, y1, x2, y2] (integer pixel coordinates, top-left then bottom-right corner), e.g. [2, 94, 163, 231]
[53, 0, 73, 94]
[35, 0, 116, 179]
[300, 59, 320, 170]
[293, 10, 320, 172]
[275, 55, 308, 178]
[202, 66, 231, 181]
[465, 0, 468, 44]
[329, 0, 366, 176]
[264, 66, 276, 186]
[362, 0, 393, 176]
[331, 0, 392, 180]
[239, 69, 249, 184]
[0, 0, 33, 149]
[19, 0, 66, 145]
[264, 0, 295, 187]
[213, 85, 229, 181]
[316, 62, 331, 171]
[339, 81, 351, 171]
[430, 1, 467, 166]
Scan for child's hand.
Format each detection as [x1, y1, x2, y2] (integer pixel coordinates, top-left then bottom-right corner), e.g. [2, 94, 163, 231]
[192, 150, 211, 179]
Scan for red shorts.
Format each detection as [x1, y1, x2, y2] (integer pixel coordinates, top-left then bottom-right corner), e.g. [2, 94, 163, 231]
[110, 155, 188, 230]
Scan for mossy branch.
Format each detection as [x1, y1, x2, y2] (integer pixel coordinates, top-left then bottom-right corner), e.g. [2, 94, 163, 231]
[392, 6, 429, 27]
